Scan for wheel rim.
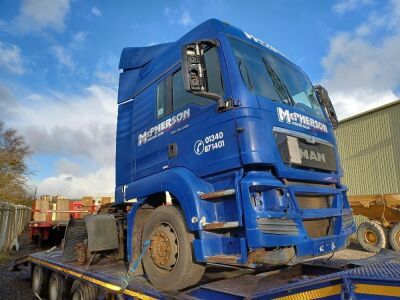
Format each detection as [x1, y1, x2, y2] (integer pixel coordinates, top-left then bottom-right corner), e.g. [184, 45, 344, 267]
[395, 231, 400, 247]
[72, 289, 83, 300]
[149, 223, 179, 271]
[364, 229, 378, 245]
[32, 267, 40, 292]
[49, 277, 59, 300]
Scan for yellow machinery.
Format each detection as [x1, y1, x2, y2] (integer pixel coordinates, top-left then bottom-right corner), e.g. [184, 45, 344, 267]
[349, 194, 400, 252]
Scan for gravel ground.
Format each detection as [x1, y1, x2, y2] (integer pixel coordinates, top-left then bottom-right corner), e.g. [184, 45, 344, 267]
[0, 229, 49, 300]
[0, 231, 376, 300]
[324, 242, 375, 260]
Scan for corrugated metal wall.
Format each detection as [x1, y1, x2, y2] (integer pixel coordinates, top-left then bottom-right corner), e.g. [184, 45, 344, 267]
[334, 101, 400, 195]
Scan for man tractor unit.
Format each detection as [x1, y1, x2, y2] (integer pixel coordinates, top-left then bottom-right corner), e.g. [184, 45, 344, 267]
[22, 19, 363, 299]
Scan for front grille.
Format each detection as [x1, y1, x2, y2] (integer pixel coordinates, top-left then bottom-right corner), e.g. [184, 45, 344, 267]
[274, 130, 337, 172]
[303, 218, 334, 238]
[284, 179, 335, 188]
[257, 218, 299, 235]
[296, 195, 333, 209]
[342, 214, 354, 228]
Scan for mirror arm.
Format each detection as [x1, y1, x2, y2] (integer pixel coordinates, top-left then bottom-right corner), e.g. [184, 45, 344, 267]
[314, 85, 339, 128]
[193, 91, 225, 111]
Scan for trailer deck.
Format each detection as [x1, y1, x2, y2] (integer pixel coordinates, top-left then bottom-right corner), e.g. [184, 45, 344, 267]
[23, 249, 400, 299]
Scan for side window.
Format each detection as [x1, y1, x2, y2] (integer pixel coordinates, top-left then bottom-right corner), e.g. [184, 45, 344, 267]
[173, 70, 211, 110]
[173, 47, 224, 111]
[204, 47, 224, 96]
[156, 80, 166, 119]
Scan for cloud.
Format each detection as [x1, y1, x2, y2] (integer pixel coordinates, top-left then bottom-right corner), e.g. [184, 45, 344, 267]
[322, 33, 400, 92]
[94, 54, 119, 87]
[0, 42, 24, 75]
[322, 0, 400, 119]
[50, 32, 88, 71]
[37, 166, 114, 198]
[51, 45, 75, 70]
[326, 89, 398, 120]
[180, 11, 194, 26]
[164, 7, 194, 27]
[56, 158, 82, 176]
[6, 0, 71, 34]
[70, 31, 88, 48]
[91, 6, 102, 17]
[332, 0, 373, 14]
[5, 83, 117, 197]
[14, 85, 117, 165]
[0, 83, 18, 120]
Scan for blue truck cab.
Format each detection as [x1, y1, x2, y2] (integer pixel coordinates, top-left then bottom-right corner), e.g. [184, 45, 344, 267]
[115, 19, 355, 290]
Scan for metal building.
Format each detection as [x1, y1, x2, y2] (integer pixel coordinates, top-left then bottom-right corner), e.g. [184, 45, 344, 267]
[334, 100, 400, 195]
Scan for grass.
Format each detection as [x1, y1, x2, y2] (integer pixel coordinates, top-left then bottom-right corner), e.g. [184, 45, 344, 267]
[0, 252, 10, 264]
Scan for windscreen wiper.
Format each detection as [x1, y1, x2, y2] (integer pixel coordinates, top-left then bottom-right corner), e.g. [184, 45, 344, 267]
[262, 57, 294, 106]
[239, 60, 254, 90]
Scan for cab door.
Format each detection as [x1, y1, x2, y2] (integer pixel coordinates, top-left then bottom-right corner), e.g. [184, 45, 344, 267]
[158, 46, 242, 178]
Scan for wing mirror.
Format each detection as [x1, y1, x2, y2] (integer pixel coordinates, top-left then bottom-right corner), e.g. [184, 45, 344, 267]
[181, 40, 226, 111]
[314, 85, 339, 128]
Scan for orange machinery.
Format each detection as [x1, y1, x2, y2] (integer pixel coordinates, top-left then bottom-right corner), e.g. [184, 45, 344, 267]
[349, 193, 400, 252]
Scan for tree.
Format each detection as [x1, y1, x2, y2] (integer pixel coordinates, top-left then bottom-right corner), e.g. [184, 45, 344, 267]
[0, 122, 32, 205]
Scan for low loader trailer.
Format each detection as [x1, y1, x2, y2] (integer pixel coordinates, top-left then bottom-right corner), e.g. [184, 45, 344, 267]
[15, 18, 388, 298]
[14, 248, 400, 299]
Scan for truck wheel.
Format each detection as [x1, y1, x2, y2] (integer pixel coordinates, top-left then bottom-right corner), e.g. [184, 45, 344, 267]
[142, 205, 206, 290]
[357, 221, 387, 252]
[389, 223, 400, 251]
[70, 280, 98, 300]
[32, 265, 49, 297]
[48, 272, 69, 300]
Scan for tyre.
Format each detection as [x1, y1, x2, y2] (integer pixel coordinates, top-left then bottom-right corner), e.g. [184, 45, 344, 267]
[32, 265, 49, 297]
[142, 205, 206, 290]
[389, 223, 400, 251]
[70, 280, 98, 300]
[357, 221, 387, 252]
[48, 272, 69, 300]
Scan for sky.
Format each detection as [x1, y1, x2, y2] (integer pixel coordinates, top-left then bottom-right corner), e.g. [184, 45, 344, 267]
[0, 0, 399, 198]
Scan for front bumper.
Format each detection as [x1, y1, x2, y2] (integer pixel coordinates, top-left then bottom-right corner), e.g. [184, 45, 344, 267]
[241, 171, 356, 258]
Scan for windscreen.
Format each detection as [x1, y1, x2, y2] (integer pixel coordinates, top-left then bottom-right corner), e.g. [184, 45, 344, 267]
[229, 37, 326, 121]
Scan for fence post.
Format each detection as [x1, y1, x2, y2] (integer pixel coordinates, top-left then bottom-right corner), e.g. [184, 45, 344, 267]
[0, 203, 6, 252]
[11, 205, 19, 251]
[1, 204, 10, 252]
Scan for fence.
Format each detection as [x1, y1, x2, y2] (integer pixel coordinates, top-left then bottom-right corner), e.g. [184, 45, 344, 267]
[0, 202, 31, 253]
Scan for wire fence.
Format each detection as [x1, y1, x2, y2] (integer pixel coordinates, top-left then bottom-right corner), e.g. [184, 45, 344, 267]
[0, 202, 31, 253]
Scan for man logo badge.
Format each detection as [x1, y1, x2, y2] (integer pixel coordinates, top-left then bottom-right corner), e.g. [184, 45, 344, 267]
[300, 148, 327, 163]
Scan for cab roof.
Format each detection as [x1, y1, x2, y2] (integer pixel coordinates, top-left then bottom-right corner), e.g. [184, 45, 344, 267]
[117, 19, 288, 104]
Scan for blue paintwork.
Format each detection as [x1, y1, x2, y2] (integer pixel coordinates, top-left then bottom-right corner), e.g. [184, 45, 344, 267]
[115, 19, 355, 265]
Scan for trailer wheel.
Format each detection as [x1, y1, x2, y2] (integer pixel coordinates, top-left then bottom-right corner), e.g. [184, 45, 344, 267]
[70, 280, 98, 300]
[32, 265, 49, 297]
[357, 221, 387, 252]
[389, 223, 400, 251]
[142, 205, 206, 290]
[48, 272, 69, 300]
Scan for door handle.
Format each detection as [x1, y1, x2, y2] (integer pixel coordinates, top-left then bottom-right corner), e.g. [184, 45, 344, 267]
[168, 143, 178, 158]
